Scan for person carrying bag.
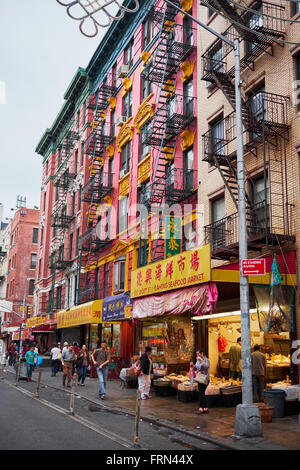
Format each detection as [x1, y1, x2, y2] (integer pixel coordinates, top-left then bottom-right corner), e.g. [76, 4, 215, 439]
[192, 349, 210, 414]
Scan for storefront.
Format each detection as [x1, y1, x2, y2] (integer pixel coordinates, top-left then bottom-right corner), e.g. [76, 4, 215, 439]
[131, 245, 217, 376]
[26, 312, 58, 353]
[57, 300, 103, 351]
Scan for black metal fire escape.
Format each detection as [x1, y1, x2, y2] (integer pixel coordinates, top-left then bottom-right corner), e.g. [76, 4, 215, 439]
[78, 79, 116, 304]
[138, 0, 196, 265]
[201, 0, 293, 259]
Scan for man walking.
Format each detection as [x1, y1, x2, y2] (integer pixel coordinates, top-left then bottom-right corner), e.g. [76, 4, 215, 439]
[25, 346, 38, 382]
[61, 344, 75, 388]
[92, 342, 111, 399]
[50, 343, 60, 377]
[138, 346, 152, 400]
[252, 344, 267, 403]
[229, 337, 242, 380]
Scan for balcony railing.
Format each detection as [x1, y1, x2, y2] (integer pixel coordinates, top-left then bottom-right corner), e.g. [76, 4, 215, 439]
[205, 203, 294, 259]
[165, 167, 195, 203]
[54, 169, 76, 189]
[202, 92, 289, 163]
[48, 249, 72, 271]
[81, 172, 113, 203]
[51, 207, 75, 229]
[79, 227, 111, 253]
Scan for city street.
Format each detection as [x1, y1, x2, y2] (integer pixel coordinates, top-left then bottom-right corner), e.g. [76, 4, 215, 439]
[0, 370, 222, 451]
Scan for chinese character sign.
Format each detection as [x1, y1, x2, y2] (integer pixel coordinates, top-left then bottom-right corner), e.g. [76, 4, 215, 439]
[165, 216, 181, 258]
[131, 244, 211, 298]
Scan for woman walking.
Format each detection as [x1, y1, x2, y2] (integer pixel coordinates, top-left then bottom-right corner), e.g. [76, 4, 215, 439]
[192, 349, 210, 414]
[76, 345, 90, 386]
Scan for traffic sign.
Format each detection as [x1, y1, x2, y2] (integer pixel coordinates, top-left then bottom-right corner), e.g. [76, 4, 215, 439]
[242, 259, 266, 276]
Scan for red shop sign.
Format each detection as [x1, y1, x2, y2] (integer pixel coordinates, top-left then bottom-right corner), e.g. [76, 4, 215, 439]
[242, 259, 266, 276]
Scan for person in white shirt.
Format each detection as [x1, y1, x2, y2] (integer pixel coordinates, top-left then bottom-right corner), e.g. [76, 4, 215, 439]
[50, 344, 61, 377]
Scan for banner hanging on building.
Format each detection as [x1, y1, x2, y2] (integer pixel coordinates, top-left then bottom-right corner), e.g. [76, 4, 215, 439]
[131, 244, 211, 298]
[165, 216, 181, 258]
[102, 293, 132, 321]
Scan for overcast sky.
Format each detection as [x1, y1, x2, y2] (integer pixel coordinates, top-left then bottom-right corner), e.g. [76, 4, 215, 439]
[0, 0, 120, 221]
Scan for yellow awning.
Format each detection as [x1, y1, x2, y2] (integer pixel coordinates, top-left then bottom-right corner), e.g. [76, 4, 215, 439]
[57, 300, 103, 329]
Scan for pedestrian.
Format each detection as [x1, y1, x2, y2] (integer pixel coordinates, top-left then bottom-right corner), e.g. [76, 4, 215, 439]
[61, 344, 76, 388]
[138, 346, 153, 400]
[76, 345, 90, 386]
[8, 343, 16, 366]
[73, 342, 80, 356]
[193, 349, 210, 414]
[92, 341, 111, 399]
[57, 343, 62, 371]
[50, 343, 61, 377]
[25, 346, 38, 382]
[229, 337, 242, 380]
[252, 344, 267, 403]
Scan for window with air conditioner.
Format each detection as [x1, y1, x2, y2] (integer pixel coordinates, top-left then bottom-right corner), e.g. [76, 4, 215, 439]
[113, 256, 126, 293]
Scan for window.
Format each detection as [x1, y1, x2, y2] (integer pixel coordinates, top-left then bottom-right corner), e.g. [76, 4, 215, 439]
[109, 158, 114, 187]
[143, 18, 154, 49]
[104, 263, 110, 297]
[209, 115, 224, 157]
[58, 147, 62, 166]
[112, 62, 117, 88]
[120, 142, 131, 176]
[124, 39, 134, 68]
[32, 227, 39, 244]
[30, 253, 37, 269]
[209, 44, 223, 73]
[70, 233, 73, 259]
[184, 221, 196, 251]
[138, 180, 151, 207]
[118, 196, 128, 233]
[245, 5, 263, 54]
[208, 7, 214, 19]
[250, 175, 269, 231]
[110, 109, 115, 137]
[56, 285, 62, 310]
[28, 279, 35, 296]
[76, 228, 80, 254]
[113, 256, 126, 293]
[123, 90, 132, 118]
[43, 192, 46, 211]
[183, 14, 193, 47]
[81, 141, 85, 166]
[291, 1, 300, 16]
[183, 78, 194, 117]
[248, 84, 266, 140]
[139, 125, 151, 161]
[77, 110, 80, 131]
[75, 149, 78, 174]
[141, 77, 152, 101]
[210, 196, 226, 249]
[295, 54, 300, 112]
[184, 148, 194, 190]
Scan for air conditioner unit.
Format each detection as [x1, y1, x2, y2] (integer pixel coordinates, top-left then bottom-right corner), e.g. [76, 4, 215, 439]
[118, 64, 129, 78]
[116, 116, 127, 127]
[120, 169, 127, 179]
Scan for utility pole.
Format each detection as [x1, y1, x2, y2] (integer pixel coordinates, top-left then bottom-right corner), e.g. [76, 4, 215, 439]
[163, 0, 262, 437]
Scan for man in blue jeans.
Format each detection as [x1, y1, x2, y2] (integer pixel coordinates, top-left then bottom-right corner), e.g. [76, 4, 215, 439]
[25, 346, 38, 382]
[92, 342, 111, 399]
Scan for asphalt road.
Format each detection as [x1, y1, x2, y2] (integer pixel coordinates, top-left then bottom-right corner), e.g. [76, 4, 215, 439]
[0, 378, 221, 451]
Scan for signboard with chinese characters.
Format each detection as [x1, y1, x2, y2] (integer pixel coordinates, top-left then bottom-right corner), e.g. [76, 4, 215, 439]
[57, 300, 103, 329]
[102, 293, 132, 322]
[165, 216, 181, 258]
[131, 244, 211, 298]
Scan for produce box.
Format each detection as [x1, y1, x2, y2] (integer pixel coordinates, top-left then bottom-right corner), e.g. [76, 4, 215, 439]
[206, 394, 223, 408]
[154, 385, 176, 397]
[178, 390, 196, 403]
[221, 392, 242, 408]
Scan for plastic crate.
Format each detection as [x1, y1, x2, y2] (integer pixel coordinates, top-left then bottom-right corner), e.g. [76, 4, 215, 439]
[206, 394, 223, 408]
[284, 400, 300, 416]
[154, 386, 176, 397]
[177, 389, 196, 403]
[221, 392, 242, 408]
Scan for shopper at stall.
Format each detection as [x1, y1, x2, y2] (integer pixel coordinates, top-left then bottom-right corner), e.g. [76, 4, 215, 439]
[25, 346, 38, 382]
[252, 344, 267, 403]
[193, 349, 210, 414]
[50, 343, 61, 377]
[138, 346, 153, 400]
[61, 344, 76, 388]
[92, 341, 111, 399]
[76, 345, 90, 386]
[229, 337, 242, 380]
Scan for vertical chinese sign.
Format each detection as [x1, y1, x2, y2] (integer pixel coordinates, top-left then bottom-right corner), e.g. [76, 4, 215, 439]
[165, 216, 181, 258]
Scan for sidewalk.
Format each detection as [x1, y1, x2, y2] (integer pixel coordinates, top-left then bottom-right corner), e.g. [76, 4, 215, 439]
[8, 365, 300, 450]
